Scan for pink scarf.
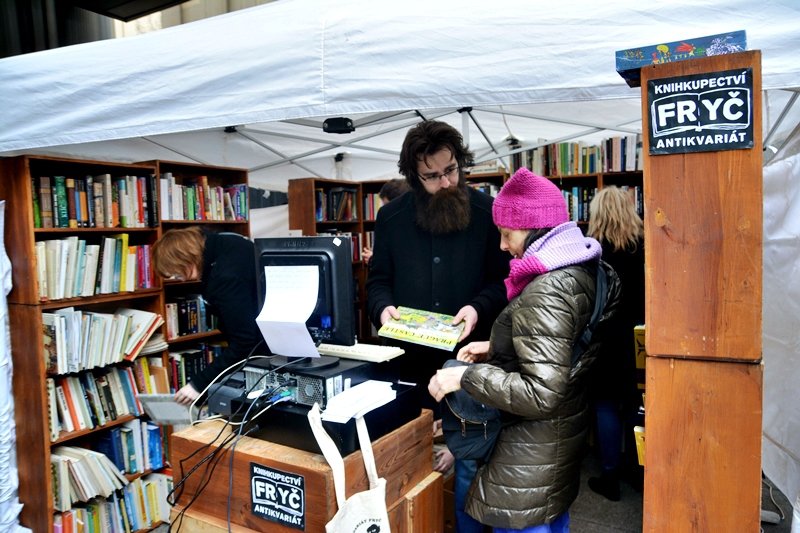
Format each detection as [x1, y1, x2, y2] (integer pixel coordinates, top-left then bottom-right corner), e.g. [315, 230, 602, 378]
[505, 222, 602, 300]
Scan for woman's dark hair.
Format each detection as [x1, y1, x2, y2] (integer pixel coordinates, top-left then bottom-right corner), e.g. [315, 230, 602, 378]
[397, 120, 474, 191]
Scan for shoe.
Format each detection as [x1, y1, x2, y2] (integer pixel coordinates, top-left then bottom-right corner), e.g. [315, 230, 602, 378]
[588, 473, 621, 502]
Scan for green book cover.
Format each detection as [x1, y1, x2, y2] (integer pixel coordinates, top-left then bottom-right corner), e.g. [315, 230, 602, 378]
[378, 306, 465, 351]
[53, 175, 69, 228]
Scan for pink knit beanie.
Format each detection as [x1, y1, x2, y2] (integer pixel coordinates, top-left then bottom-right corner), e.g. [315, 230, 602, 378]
[492, 168, 569, 229]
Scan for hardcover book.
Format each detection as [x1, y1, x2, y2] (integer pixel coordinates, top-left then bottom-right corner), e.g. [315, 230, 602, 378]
[378, 306, 465, 351]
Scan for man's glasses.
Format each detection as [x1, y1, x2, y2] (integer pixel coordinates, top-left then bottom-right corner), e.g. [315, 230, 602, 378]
[418, 165, 459, 183]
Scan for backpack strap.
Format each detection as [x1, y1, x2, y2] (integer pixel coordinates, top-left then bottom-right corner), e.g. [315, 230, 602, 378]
[571, 261, 608, 365]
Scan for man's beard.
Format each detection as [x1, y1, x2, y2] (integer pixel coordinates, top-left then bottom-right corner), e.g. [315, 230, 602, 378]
[414, 184, 471, 235]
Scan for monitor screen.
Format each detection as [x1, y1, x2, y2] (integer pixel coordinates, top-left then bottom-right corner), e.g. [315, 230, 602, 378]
[254, 235, 356, 347]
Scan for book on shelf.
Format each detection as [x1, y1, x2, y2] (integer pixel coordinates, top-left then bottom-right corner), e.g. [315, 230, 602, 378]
[31, 176, 42, 228]
[53, 176, 69, 228]
[38, 176, 54, 228]
[378, 306, 465, 351]
[53, 383, 75, 433]
[47, 377, 60, 441]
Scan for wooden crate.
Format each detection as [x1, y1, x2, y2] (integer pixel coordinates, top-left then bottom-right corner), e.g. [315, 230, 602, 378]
[170, 410, 437, 532]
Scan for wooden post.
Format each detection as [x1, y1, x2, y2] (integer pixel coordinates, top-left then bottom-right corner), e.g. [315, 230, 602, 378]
[640, 51, 763, 531]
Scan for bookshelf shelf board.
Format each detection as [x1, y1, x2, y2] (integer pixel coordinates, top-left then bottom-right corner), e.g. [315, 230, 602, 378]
[33, 226, 157, 235]
[40, 288, 162, 310]
[166, 329, 222, 344]
[160, 219, 248, 225]
[51, 414, 138, 445]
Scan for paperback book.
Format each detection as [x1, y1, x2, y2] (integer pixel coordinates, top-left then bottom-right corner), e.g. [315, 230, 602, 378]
[378, 306, 465, 351]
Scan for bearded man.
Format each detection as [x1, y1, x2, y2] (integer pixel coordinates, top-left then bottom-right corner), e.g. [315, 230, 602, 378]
[366, 120, 509, 532]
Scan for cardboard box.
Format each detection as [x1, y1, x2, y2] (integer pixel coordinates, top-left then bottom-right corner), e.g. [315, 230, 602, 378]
[615, 30, 747, 87]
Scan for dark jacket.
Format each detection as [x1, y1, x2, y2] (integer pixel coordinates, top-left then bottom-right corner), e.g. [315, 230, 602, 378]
[590, 238, 645, 407]
[190, 232, 262, 392]
[365, 188, 509, 396]
[461, 262, 621, 529]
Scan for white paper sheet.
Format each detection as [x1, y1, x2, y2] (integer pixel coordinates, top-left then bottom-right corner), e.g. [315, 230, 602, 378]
[256, 265, 320, 358]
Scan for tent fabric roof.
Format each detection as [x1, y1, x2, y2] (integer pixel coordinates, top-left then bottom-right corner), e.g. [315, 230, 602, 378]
[1, 0, 799, 174]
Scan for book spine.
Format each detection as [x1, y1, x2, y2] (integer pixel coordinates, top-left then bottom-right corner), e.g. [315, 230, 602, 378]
[54, 176, 69, 228]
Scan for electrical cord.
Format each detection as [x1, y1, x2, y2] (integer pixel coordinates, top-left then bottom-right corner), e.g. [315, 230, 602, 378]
[226, 392, 292, 532]
[169, 352, 306, 530]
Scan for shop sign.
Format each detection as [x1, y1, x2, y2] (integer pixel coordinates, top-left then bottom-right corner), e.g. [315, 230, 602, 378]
[647, 68, 753, 155]
[250, 462, 305, 530]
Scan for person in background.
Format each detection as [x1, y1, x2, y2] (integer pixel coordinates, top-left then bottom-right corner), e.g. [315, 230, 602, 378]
[428, 168, 621, 533]
[361, 178, 410, 262]
[152, 227, 263, 406]
[585, 185, 646, 500]
[366, 120, 509, 533]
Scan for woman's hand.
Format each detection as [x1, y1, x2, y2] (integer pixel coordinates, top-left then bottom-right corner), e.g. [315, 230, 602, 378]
[428, 365, 468, 402]
[457, 341, 490, 363]
[175, 383, 200, 406]
[452, 305, 478, 341]
[361, 247, 373, 261]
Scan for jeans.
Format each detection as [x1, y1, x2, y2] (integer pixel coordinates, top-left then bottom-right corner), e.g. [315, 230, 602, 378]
[455, 458, 483, 533]
[594, 399, 623, 472]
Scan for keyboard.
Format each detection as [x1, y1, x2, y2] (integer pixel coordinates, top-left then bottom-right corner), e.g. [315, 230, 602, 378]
[316, 342, 405, 363]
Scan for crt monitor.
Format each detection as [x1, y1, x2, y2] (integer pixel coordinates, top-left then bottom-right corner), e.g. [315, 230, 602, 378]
[254, 235, 356, 347]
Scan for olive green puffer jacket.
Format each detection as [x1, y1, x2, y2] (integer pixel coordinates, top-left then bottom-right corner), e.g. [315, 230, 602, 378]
[461, 261, 620, 529]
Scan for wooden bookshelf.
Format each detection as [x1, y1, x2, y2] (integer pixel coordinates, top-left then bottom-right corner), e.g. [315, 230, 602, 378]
[141, 160, 250, 351]
[0, 155, 251, 533]
[546, 170, 644, 224]
[287, 177, 371, 339]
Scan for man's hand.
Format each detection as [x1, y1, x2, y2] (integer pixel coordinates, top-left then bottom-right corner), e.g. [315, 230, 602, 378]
[452, 305, 478, 341]
[434, 446, 455, 473]
[457, 341, 490, 363]
[175, 383, 200, 406]
[428, 365, 468, 402]
[380, 305, 400, 325]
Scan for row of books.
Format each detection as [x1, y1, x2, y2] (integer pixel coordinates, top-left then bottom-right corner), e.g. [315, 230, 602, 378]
[561, 186, 598, 223]
[511, 135, 643, 177]
[53, 473, 171, 533]
[362, 192, 384, 221]
[467, 181, 500, 197]
[314, 186, 358, 222]
[164, 294, 218, 340]
[168, 343, 223, 392]
[317, 230, 363, 262]
[43, 307, 163, 374]
[159, 172, 248, 222]
[47, 366, 143, 440]
[131, 356, 171, 395]
[93, 418, 165, 476]
[32, 174, 159, 230]
[36, 235, 155, 302]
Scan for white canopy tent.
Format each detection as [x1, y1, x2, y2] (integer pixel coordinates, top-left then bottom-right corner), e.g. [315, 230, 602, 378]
[1, 0, 800, 514]
[0, 0, 798, 187]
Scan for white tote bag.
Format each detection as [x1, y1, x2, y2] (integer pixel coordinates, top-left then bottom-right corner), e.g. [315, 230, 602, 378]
[308, 403, 391, 533]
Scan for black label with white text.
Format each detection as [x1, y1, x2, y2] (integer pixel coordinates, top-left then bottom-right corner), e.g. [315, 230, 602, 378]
[647, 68, 753, 155]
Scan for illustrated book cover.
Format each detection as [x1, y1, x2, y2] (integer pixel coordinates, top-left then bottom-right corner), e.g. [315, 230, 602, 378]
[378, 306, 464, 351]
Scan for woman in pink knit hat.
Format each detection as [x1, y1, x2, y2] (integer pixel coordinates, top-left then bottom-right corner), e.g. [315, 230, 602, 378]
[429, 168, 621, 533]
